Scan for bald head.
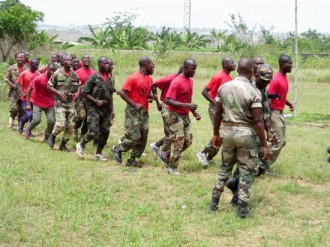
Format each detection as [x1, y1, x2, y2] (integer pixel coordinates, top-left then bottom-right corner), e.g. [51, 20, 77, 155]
[222, 57, 235, 73]
[252, 56, 264, 75]
[182, 58, 197, 78]
[139, 56, 152, 67]
[139, 56, 154, 75]
[237, 58, 253, 79]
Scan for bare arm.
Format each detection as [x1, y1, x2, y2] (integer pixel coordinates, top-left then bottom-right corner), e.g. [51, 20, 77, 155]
[201, 87, 216, 105]
[165, 98, 197, 112]
[286, 100, 294, 112]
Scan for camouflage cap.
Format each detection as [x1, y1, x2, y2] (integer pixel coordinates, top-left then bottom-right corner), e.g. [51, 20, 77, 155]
[256, 64, 273, 81]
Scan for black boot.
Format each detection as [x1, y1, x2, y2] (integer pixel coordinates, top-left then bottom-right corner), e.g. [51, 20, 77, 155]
[237, 201, 249, 218]
[48, 134, 56, 148]
[59, 140, 70, 152]
[209, 197, 220, 212]
[230, 192, 239, 206]
[126, 157, 143, 168]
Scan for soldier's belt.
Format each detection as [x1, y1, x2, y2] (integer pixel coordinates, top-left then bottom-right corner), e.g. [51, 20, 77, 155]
[223, 122, 252, 128]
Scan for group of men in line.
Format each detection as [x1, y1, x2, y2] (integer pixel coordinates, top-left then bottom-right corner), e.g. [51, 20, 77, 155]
[5, 51, 294, 218]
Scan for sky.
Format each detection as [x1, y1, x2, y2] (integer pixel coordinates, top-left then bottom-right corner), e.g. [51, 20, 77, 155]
[19, 0, 330, 33]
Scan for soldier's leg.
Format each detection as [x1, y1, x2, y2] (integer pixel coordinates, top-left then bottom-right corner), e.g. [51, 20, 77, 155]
[235, 129, 258, 217]
[159, 109, 174, 165]
[62, 106, 76, 142]
[210, 127, 237, 211]
[96, 114, 110, 155]
[131, 109, 149, 158]
[269, 111, 286, 165]
[82, 111, 100, 146]
[8, 95, 19, 121]
[168, 116, 186, 169]
[116, 105, 142, 152]
[155, 103, 170, 148]
[52, 106, 66, 136]
[48, 106, 66, 148]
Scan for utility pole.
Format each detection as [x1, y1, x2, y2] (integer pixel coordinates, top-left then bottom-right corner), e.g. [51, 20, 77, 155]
[293, 0, 299, 117]
[184, 0, 191, 31]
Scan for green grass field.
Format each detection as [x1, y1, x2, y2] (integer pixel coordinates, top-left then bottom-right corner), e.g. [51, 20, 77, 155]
[0, 51, 330, 246]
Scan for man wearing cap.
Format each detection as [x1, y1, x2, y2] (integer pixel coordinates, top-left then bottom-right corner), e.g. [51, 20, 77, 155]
[208, 58, 269, 218]
[267, 55, 294, 166]
[225, 64, 274, 205]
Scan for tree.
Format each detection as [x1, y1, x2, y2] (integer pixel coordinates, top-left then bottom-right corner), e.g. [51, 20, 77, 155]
[0, 0, 44, 62]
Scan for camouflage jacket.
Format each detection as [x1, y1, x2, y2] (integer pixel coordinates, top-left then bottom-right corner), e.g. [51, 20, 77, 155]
[48, 67, 80, 106]
[216, 76, 262, 124]
[82, 72, 116, 111]
[5, 63, 28, 98]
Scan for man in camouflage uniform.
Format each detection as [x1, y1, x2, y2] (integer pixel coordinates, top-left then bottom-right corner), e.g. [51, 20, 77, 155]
[47, 54, 80, 151]
[111, 57, 154, 167]
[226, 64, 274, 205]
[5, 52, 27, 128]
[209, 58, 269, 218]
[76, 57, 116, 161]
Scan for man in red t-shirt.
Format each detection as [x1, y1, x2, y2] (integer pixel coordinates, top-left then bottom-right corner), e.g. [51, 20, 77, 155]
[197, 57, 235, 166]
[149, 66, 183, 155]
[74, 54, 96, 141]
[267, 55, 294, 166]
[17, 58, 40, 133]
[159, 58, 201, 175]
[111, 57, 154, 168]
[24, 63, 57, 140]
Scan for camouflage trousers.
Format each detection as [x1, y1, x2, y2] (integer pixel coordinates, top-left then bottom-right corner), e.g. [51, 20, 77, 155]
[8, 91, 23, 120]
[269, 110, 286, 165]
[154, 103, 171, 147]
[201, 103, 220, 160]
[116, 104, 149, 158]
[160, 110, 192, 168]
[211, 126, 258, 204]
[52, 103, 76, 142]
[82, 107, 111, 148]
[74, 97, 87, 135]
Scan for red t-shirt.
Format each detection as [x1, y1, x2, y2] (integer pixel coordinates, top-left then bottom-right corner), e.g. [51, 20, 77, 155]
[205, 70, 232, 100]
[75, 67, 95, 86]
[30, 73, 54, 108]
[17, 69, 41, 101]
[268, 72, 289, 111]
[154, 73, 177, 102]
[122, 71, 153, 111]
[166, 74, 193, 115]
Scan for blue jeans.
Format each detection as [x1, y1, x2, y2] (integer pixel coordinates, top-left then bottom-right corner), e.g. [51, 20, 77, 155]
[19, 100, 33, 129]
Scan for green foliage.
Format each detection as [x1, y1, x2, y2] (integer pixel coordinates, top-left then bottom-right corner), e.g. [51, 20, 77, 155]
[151, 27, 182, 56]
[79, 25, 111, 49]
[0, 0, 44, 62]
[108, 24, 150, 50]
